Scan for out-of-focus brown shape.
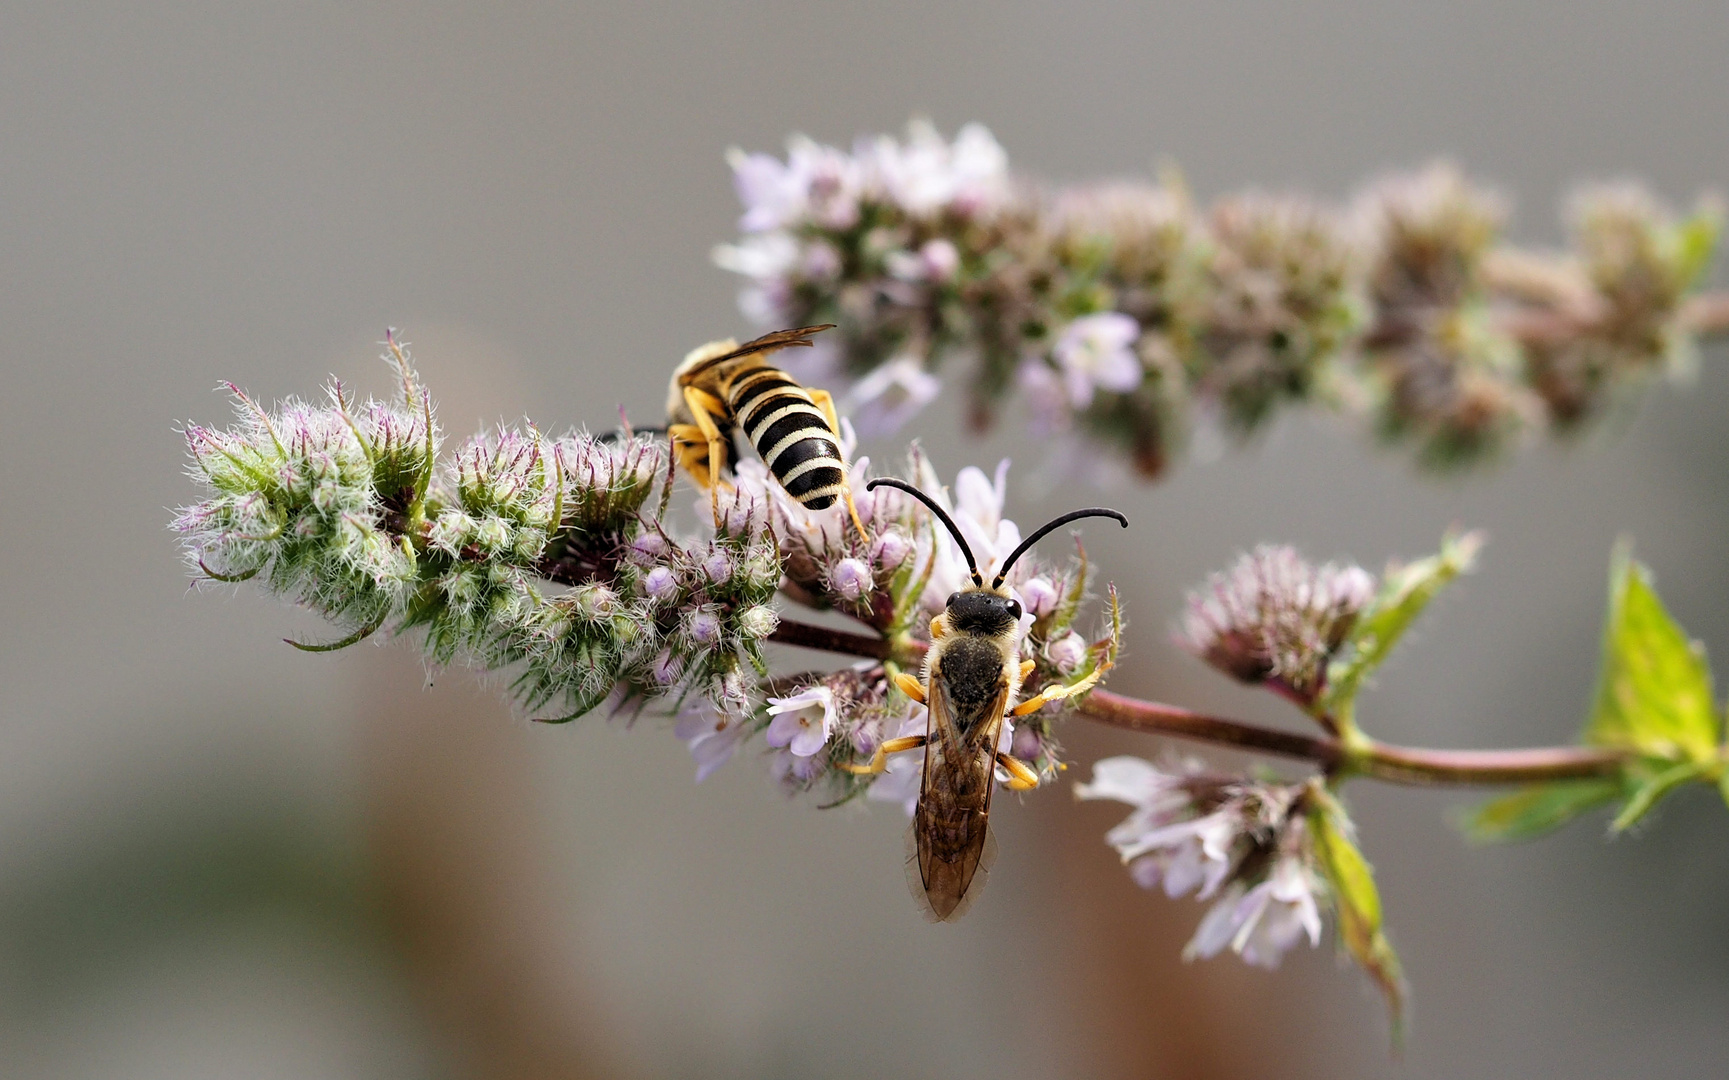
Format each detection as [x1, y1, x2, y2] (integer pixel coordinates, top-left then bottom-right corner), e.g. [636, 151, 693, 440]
[358, 646, 628, 1080]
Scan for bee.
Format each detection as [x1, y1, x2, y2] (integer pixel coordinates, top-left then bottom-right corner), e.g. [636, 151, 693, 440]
[847, 477, 1127, 920]
[667, 323, 867, 537]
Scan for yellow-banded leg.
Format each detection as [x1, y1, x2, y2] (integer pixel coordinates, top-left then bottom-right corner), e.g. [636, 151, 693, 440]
[839, 734, 928, 775]
[807, 387, 871, 542]
[1010, 662, 1112, 718]
[891, 671, 926, 705]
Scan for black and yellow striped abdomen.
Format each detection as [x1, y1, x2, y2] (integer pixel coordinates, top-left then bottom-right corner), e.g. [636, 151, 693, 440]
[728, 366, 846, 510]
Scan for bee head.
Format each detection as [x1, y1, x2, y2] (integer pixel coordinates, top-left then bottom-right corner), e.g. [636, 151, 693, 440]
[944, 588, 1022, 637]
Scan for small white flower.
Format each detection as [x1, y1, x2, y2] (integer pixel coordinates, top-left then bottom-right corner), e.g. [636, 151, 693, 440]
[845, 357, 942, 437]
[1053, 312, 1143, 409]
[867, 709, 928, 816]
[1184, 855, 1323, 968]
[766, 684, 840, 757]
[675, 702, 747, 782]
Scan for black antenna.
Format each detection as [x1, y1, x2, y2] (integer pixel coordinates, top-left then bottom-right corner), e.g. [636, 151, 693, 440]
[865, 477, 981, 587]
[991, 508, 1128, 589]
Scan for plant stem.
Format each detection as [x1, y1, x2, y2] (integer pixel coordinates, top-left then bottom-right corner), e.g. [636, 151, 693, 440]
[767, 618, 892, 660]
[1077, 690, 1630, 788]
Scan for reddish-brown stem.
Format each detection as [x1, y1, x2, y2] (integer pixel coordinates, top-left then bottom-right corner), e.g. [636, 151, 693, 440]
[1078, 690, 1344, 767]
[767, 618, 892, 660]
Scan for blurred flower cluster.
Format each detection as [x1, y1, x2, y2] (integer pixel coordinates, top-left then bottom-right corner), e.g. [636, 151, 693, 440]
[717, 122, 1722, 476]
[175, 337, 1120, 809]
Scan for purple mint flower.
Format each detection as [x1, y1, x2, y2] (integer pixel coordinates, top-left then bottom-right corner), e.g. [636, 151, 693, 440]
[702, 549, 735, 585]
[1180, 546, 1376, 704]
[1185, 855, 1324, 969]
[765, 684, 839, 757]
[675, 703, 747, 783]
[844, 357, 942, 437]
[1053, 312, 1143, 409]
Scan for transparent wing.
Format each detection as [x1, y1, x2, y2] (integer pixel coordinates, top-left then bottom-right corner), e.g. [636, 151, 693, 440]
[675, 324, 833, 383]
[912, 671, 1009, 921]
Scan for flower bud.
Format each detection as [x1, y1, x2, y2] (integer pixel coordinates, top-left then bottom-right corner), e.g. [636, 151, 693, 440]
[831, 557, 873, 601]
[685, 609, 722, 647]
[642, 566, 678, 601]
[570, 582, 618, 620]
[1020, 576, 1059, 618]
[736, 604, 778, 640]
[1011, 724, 1042, 762]
[629, 532, 670, 565]
[703, 549, 735, 585]
[428, 510, 478, 554]
[920, 237, 960, 282]
[650, 649, 682, 686]
[871, 529, 912, 570]
[851, 719, 882, 756]
[474, 514, 512, 553]
[742, 551, 781, 592]
[1047, 630, 1088, 673]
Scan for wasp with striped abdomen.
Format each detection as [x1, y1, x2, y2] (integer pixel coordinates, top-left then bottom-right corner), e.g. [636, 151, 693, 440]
[666, 324, 868, 537]
[845, 478, 1127, 920]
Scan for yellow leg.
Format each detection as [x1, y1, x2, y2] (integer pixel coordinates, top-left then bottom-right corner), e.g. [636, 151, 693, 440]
[682, 385, 733, 524]
[892, 671, 927, 705]
[667, 423, 715, 489]
[1011, 662, 1112, 717]
[1019, 659, 1035, 681]
[928, 614, 948, 640]
[808, 387, 870, 542]
[996, 752, 1041, 791]
[839, 734, 928, 775]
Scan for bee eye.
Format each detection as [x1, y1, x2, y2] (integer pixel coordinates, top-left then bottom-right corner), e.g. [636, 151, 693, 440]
[945, 592, 961, 609]
[1006, 599, 1022, 620]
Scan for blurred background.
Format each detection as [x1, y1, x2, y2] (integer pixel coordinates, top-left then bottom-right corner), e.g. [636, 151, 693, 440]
[2, 2, 1726, 1076]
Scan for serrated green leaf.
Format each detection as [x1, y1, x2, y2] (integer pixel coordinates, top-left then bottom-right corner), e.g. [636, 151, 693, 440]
[1457, 779, 1622, 843]
[1308, 788, 1407, 1041]
[1610, 760, 1715, 833]
[1322, 531, 1482, 713]
[1585, 545, 1719, 763]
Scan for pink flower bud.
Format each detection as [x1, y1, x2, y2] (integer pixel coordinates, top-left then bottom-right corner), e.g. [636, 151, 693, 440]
[651, 650, 681, 685]
[1047, 630, 1088, 673]
[1020, 576, 1059, 618]
[1011, 725, 1043, 762]
[703, 550, 735, 585]
[643, 566, 678, 600]
[629, 532, 669, 564]
[831, 557, 873, 601]
[871, 529, 912, 570]
[685, 609, 722, 646]
[920, 238, 960, 282]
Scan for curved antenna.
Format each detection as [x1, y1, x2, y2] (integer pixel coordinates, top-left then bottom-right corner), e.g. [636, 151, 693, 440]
[991, 508, 1128, 589]
[865, 477, 981, 587]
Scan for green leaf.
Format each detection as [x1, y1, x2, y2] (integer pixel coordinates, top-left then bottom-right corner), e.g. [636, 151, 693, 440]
[1671, 204, 1723, 290]
[1458, 779, 1622, 843]
[1585, 544, 1719, 764]
[1611, 760, 1716, 833]
[1308, 787, 1407, 1042]
[1323, 530, 1483, 713]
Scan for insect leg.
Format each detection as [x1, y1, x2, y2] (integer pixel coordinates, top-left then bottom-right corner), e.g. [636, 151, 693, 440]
[807, 387, 871, 542]
[838, 734, 928, 775]
[891, 671, 927, 705]
[1010, 662, 1112, 717]
[1018, 659, 1035, 680]
[995, 752, 1041, 791]
[666, 423, 714, 488]
[682, 385, 733, 523]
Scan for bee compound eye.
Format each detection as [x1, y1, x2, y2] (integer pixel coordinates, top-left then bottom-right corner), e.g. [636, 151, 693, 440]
[1006, 599, 1022, 620]
[945, 592, 961, 610]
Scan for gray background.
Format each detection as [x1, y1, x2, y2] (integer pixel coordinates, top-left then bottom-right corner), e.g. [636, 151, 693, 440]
[1, 2, 1725, 1077]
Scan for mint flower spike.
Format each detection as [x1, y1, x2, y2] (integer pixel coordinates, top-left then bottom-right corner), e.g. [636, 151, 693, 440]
[718, 121, 1726, 482]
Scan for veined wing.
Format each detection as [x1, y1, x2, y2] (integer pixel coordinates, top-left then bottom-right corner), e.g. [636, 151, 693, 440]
[912, 666, 1009, 921]
[676, 324, 834, 383]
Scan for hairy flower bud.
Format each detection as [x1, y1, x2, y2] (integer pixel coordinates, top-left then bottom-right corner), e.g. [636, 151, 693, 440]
[870, 528, 912, 570]
[736, 604, 778, 640]
[630, 532, 670, 565]
[569, 582, 618, 621]
[684, 608, 723, 647]
[1020, 575, 1059, 618]
[1047, 630, 1088, 673]
[1181, 547, 1375, 704]
[830, 557, 873, 601]
[703, 549, 735, 585]
[642, 565, 678, 602]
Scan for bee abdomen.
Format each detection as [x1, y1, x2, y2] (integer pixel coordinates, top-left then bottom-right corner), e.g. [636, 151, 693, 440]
[731, 369, 846, 511]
